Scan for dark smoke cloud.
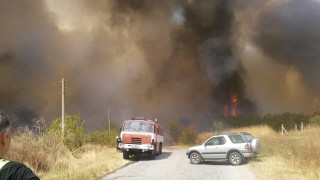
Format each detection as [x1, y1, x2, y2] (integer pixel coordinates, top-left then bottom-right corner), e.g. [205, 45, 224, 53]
[0, 0, 252, 131]
[199, 37, 239, 86]
[3, 0, 318, 131]
[0, 0, 63, 126]
[180, 0, 254, 114]
[252, 0, 320, 88]
[233, 0, 320, 114]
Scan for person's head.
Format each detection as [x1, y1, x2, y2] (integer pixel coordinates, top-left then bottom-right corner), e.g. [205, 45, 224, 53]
[0, 111, 11, 157]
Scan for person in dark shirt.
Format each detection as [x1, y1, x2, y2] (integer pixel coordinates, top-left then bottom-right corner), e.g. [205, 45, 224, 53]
[0, 111, 39, 180]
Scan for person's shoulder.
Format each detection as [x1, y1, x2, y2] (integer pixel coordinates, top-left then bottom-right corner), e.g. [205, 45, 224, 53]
[14, 161, 39, 180]
[2, 161, 23, 170]
[1, 161, 39, 180]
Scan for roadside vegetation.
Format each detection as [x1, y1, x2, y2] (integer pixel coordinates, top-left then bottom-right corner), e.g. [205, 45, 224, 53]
[6, 115, 127, 180]
[229, 125, 320, 180]
[7, 112, 320, 179]
[168, 112, 320, 144]
[169, 112, 320, 179]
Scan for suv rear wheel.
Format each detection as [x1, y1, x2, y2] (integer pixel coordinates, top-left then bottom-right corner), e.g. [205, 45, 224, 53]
[229, 152, 243, 166]
[190, 152, 202, 164]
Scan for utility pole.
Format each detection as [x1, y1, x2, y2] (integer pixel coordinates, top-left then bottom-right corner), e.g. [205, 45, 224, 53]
[62, 78, 65, 136]
[108, 105, 110, 131]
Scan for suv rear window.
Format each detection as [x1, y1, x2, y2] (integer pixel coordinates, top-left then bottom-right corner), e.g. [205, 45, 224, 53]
[243, 134, 254, 142]
[228, 135, 245, 143]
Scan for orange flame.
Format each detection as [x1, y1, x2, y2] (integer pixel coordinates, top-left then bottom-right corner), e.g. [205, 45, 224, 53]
[231, 94, 238, 116]
[222, 104, 228, 117]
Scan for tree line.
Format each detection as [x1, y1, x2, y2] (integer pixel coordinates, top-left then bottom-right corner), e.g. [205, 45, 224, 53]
[168, 112, 320, 145]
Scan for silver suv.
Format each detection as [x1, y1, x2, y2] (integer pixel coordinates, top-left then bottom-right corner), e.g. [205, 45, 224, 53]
[186, 132, 260, 165]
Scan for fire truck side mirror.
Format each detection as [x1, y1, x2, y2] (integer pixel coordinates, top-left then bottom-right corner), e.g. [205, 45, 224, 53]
[157, 128, 159, 133]
[119, 127, 122, 132]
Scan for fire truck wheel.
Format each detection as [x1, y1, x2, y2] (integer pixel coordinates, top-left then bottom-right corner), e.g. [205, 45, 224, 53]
[159, 143, 162, 154]
[123, 151, 129, 159]
[133, 153, 141, 161]
[150, 145, 156, 159]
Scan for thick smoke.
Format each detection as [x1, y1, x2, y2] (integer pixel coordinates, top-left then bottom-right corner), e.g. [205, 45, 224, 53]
[180, 0, 254, 115]
[0, 0, 226, 130]
[0, 0, 319, 131]
[0, 0, 63, 125]
[234, 0, 320, 113]
[253, 0, 320, 88]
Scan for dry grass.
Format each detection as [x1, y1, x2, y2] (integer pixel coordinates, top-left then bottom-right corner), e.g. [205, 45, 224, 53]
[37, 144, 128, 180]
[197, 125, 320, 179]
[6, 127, 129, 180]
[6, 127, 62, 172]
[8, 124, 320, 179]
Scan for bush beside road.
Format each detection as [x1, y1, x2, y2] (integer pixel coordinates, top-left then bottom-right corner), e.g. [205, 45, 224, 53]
[195, 125, 320, 179]
[6, 113, 320, 179]
[247, 126, 320, 180]
[6, 115, 128, 180]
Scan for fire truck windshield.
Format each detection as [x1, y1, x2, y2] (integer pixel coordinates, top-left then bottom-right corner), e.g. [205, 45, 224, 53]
[123, 121, 153, 133]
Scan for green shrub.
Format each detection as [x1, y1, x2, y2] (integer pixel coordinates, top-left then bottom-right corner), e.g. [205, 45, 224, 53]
[180, 129, 196, 145]
[224, 114, 262, 127]
[223, 113, 309, 131]
[213, 121, 223, 135]
[310, 114, 320, 126]
[168, 121, 181, 142]
[47, 114, 85, 150]
[262, 113, 309, 131]
[84, 129, 118, 147]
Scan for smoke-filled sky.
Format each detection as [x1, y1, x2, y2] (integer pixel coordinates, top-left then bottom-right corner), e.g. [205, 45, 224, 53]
[0, 0, 319, 130]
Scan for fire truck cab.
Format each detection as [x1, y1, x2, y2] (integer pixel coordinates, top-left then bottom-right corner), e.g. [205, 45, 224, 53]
[117, 117, 164, 159]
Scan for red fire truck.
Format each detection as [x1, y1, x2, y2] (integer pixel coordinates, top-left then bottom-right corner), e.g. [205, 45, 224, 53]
[117, 117, 164, 159]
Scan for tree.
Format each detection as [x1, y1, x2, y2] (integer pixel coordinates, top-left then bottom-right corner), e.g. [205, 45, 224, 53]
[310, 114, 320, 126]
[47, 114, 85, 150]
[213, 121, 223, 135]
[168, 121, 181, 142]
[180, 129, 196, 145]
[188, 121, 198, 135]
[180, 122, 198, 145]
[262, 113, 309, 131]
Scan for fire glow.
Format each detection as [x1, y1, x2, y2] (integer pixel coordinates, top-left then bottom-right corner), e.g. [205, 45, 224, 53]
[221, 94, 238, 117]
[231, 94, 238, 117]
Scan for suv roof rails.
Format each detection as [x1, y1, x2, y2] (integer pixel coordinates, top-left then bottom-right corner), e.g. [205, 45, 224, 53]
[226, 132, 250, 135]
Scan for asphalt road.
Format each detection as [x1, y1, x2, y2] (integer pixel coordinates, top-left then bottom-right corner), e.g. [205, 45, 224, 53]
[102, 148, 256, 180]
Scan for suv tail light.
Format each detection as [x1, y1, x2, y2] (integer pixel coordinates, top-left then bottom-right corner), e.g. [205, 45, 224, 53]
[245, 143, 249, 150]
